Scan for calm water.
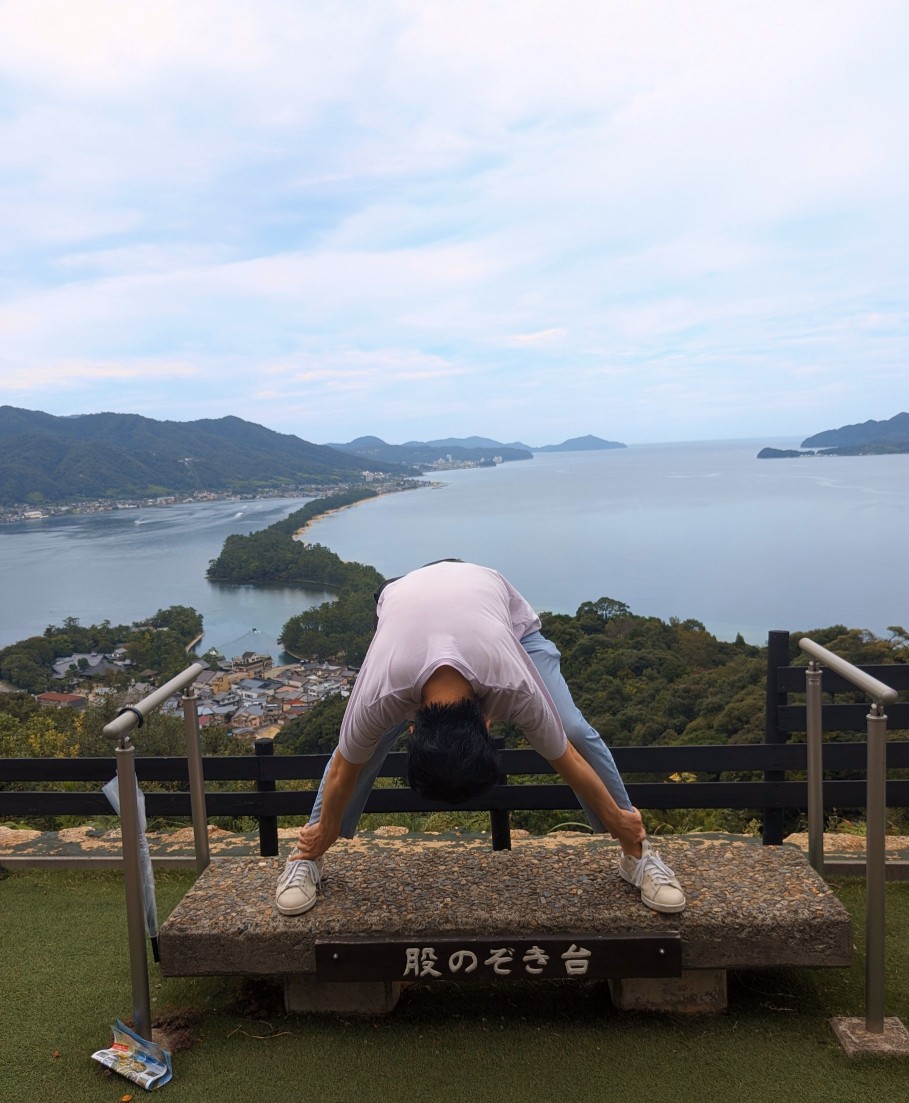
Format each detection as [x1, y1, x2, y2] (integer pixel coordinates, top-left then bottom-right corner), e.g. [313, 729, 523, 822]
[1, 440, 907, 653]
[0, 497, 334, 660]
[299, 439, 909, 644]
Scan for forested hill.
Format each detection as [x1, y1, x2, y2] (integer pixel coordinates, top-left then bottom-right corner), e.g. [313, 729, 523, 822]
[207, 487, 384, 598]
[801, 412, 909, 451]
[0, 604, 203, 692]
[758, 412, 909, 459]
[325, 435, 533, 466]
[278, 590, 909, 794]
[325, 433, 627, 462]
[534, 435, 625, 453]
[0, 407, 406, 506]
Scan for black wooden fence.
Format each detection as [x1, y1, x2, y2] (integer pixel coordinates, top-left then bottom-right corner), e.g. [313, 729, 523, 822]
[2, 631, 908, 853]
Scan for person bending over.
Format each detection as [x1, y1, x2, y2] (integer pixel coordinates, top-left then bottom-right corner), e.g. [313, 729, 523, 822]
[275, 560, 685, 916]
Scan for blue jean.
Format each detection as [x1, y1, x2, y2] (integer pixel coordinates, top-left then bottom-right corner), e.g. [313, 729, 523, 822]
[307, 630, 632, 837]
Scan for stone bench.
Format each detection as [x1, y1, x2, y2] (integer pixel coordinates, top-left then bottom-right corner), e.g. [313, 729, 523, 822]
[158, 835, 852, 1014]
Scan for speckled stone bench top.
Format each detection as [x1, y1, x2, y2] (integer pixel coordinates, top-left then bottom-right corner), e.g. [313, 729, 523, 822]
[158, 835, 852, 976]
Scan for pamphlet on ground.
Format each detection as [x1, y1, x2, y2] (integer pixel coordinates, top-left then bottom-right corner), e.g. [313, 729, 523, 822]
[91, 1020, 173, 1090]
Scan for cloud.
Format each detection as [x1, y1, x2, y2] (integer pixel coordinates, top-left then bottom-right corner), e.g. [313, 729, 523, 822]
[3, 358, 200, 391]
[252, 348, 468, 392]
[498, 328, 567, 346]
[0, 1, 906, 443]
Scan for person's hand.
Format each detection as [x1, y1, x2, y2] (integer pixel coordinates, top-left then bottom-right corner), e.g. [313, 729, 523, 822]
[291, 820, 338, 861]
[610, 806, 646, 855]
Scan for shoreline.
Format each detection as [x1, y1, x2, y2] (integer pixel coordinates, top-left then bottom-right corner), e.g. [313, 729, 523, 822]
[0, 476, 447, 528]
[292, 480, 442, 543]
[293, 499, 368, 541]
[0, 488, 317, 526]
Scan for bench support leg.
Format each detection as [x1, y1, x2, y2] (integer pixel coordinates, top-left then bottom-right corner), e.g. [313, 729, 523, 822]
[283, 975, 401, 1014]
[608, 970, 727, 1013]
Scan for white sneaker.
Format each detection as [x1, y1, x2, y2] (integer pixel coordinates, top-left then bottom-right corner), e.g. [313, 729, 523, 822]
[275, 855, 323, 916]
[619, 840, 686, 914]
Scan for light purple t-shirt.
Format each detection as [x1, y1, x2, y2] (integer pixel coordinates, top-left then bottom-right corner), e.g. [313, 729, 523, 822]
[337, 561, 568, 764]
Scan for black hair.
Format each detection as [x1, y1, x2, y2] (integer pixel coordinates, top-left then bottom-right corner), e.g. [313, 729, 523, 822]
[406, 697, 499, 804]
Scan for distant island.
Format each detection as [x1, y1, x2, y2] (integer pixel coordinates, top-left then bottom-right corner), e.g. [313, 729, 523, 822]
[324, 435, 533, 467]
[326, 432, 626, 464]
[533, 434, 625, 453]
[757, 413, 909, 459]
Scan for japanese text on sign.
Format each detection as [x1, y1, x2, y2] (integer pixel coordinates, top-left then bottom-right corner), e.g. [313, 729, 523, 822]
[403, 943, 593, 979]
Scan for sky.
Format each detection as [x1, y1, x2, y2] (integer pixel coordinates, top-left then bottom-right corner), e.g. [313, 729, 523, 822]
[0, 1, 907, 447]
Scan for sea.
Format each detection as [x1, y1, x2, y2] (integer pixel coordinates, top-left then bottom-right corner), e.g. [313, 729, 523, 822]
[1, 438, 907, 661]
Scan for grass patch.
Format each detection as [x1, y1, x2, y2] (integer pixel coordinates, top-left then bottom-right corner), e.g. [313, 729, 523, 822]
[1, 869, 908, 1102]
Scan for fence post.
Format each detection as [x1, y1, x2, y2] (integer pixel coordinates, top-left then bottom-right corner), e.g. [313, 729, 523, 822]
[763, 630, 790, 845]
[255, 738, 279, 857]
[490, 736, 512, 851]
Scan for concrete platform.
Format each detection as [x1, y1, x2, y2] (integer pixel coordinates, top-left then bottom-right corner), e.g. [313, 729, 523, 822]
[830, 1016, 909, 1056]
[158, 835, 852, 1013]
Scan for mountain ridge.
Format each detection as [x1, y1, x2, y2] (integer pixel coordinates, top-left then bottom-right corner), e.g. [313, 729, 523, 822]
[801, 412, 909, 449]
[326, 432, 626, 461]
[0, 407, 404, 507]
[757, 412, 909, 459]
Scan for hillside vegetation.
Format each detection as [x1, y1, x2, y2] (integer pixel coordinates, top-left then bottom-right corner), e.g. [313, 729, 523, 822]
[0, 407, 403, 506]
[206, 488, 383, 591]
[278, 592, 909, 753]
[0, 605, 203, 693]
[802, 411, 909, 450]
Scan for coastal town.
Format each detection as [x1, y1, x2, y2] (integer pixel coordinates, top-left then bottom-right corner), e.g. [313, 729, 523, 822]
[0, 453, 510, 524]
[0, 474, 408, 525]
[33, 647, 357, 741]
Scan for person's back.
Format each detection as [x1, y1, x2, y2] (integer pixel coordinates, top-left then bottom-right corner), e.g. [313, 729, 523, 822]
[339, 561, 565, 765]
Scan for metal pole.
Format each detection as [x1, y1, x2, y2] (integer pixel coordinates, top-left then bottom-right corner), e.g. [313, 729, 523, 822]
[798, 639, 898, 707]
[805, 662, 824, 874]
[182, 688, 210, 873]
[103, 662, 207, 741]
[116, 738, 152, 1041]
[865, 705, 887, 1033]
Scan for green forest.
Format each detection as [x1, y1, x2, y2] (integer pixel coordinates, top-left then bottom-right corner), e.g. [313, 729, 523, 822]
[278, 597, 909, 755]
[206, 487, 384, 591]
[0, 407, 403, 506]
[274, 600, 909, 835]
[0, 605, 203, 693]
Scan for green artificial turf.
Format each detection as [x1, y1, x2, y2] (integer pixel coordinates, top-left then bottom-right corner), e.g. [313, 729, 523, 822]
[1, 868, 907, 1103]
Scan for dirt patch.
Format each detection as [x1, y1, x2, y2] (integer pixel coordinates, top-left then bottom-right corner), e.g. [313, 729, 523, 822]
[0, 826, 42, 848]
[123, 1008, 203, 1053]
[156, 825, 234, 845]
[57, 825, 99, 843]
[784, 831, 909, 854]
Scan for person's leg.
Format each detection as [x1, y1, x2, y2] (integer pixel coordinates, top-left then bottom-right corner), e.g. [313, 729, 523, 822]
[308, 721, 409, 838]
[277, 720, 410, 915]
[520, 630, 685, 913]
[520, 630, 632, 830]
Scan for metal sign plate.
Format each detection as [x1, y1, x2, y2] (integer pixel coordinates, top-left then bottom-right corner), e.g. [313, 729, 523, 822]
[315, 933, 682, 982]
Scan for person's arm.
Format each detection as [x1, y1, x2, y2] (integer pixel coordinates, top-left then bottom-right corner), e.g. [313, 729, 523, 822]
[549, 743, 645, 855]
[292, 750, 365, 861]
